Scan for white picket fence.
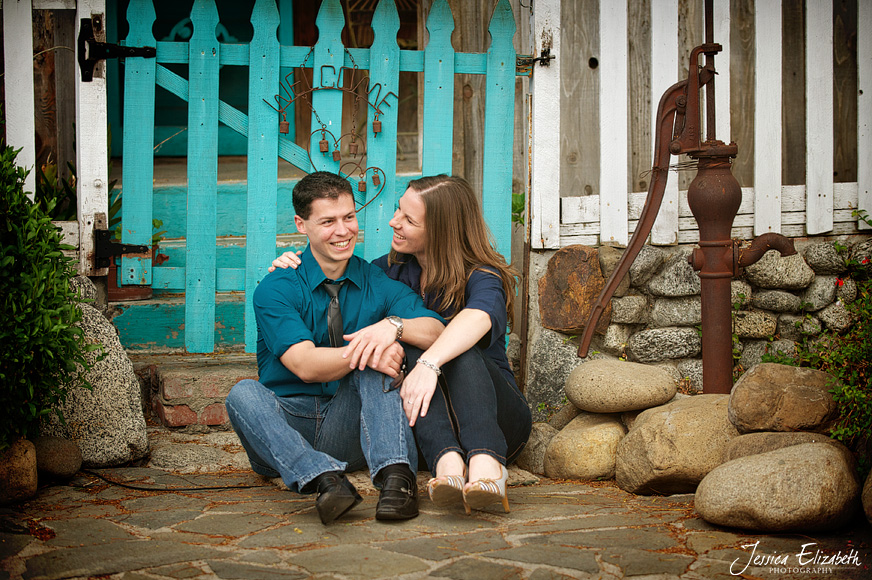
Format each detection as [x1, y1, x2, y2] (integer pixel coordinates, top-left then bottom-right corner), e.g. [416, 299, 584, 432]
[530, 0, 872, 250]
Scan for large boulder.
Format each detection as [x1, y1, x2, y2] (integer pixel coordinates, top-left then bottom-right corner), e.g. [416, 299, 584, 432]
[695, 443, 860, 532]
[514, 422, 559, 476]
[565, 359, 677, 413]
[864, 471, 872, 526]
[525, 328, 587, 422]
[0, 439, 38, 505]
[538, 245, 610, 334]
[33, 435, 82, 480]
[646, 248, 700, 297]
[544, 414, 626, 481]
[41, 303, 149, 467]
[615, 394, 738, 495]
[724, 431, 841, 462]
[728, 363, 839, 434]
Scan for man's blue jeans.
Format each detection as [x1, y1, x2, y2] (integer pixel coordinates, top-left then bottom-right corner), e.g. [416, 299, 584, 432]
[225, 367, 417, 493]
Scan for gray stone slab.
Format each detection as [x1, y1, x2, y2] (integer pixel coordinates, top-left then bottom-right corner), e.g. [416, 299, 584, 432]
[22, 540, 228, 580]
[523, 526, 678, 552]
[481, 544, 599, 573]
[239, 519, 418, 550]
[238, 551, 284, 565]
[173, 512, 283, 537]
[510, 512, 666, 535]
[210, 500, 310, 515]
[428, 557, 524, 579]
[44, 517, 138, 547]
[206, 560, 308, 579]
[601, 548, 694, 576]
[113, 509, 204, 530]
[288, 544, 429, 578]
[145, 561, 208, 578]
[528, 568, 587, 580]
[0, 531, 33, 559]
[377, 530, 510, 561]
[121, 493, 210, 512]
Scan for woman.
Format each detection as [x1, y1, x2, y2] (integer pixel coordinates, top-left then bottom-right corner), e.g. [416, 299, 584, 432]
[273, 174, 531, 513]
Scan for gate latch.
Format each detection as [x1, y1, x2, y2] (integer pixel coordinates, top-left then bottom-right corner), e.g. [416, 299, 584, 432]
[93, 213, 150, 270]
[516, 48, 555, 76]
[78, 14, 156, 82]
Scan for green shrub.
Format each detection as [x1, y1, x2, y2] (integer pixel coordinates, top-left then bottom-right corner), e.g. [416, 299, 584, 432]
[0, 140, 99, 453]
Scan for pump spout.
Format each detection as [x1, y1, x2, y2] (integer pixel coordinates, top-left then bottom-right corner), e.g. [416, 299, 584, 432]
[737, 232, 797, 268]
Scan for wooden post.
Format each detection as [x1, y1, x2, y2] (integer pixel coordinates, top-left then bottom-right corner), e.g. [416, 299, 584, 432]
[598, 0, 628, 246]
[75, 0, 110, 276]
[364, 0, 401, 262]
[185, 0, 220, 352]
[421, 0, 455, 176]
[753, 0, 783, 235]
[245, 0, 280, 352]
[805, 0, 834, 235]
[650, 0, 680, 246]
[482, 0, 516, 262]
[859, 0, 872, 229]
[4, 0, 37, 198]
[530, 0, 560, 249]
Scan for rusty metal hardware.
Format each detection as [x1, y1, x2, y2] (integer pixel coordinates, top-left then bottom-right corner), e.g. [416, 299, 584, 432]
[94, 229, 150, 270]
[78, 14, 155, 82]
[372, 119, 382, 134]
[516, 48, 555, 76]
[332, 149, 342, 161]
[578, 0, 795, 394]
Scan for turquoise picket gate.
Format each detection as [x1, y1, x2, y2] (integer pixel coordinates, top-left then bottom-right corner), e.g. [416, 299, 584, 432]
[119, 0, 518, 353]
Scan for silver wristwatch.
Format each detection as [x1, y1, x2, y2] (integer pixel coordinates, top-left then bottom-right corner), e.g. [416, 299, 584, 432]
[385, 315, 404, 341]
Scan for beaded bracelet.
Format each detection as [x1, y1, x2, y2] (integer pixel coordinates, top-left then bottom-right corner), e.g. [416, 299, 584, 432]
[417, 358, 442, 376]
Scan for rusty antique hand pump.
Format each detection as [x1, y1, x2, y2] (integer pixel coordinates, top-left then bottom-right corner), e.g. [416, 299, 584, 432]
[578, 0, 796, 394]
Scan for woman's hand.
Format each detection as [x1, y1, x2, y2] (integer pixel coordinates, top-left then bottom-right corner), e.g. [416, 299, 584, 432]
[399, 362, 439, 426]
[268, 250, 302, 272]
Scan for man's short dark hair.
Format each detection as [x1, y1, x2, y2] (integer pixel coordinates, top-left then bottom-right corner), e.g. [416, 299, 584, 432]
[293, 172, 355, 219]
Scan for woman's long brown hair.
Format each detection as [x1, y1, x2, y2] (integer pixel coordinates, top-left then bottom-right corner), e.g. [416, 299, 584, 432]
[389, 175, 518, 329]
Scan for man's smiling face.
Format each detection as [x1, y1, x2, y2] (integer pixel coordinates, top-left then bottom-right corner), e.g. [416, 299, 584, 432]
[294, 194, 359, 275]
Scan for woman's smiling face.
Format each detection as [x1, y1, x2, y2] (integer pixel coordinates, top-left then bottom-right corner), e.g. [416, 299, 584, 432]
[389, 188, 427, 259]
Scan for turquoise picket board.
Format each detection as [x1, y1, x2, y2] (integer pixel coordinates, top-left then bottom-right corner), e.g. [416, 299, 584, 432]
[245, 0, 281, 352]
[185, 0, 220, 353]
[120, 0, 156, 284]
[120, 0, 520, 352]
[363, 0, 401, 262]
[278, 0, 296, 142]
[482, 0, 517, 263]
[421, 0, 456, 176]
[310, 0, 345, 173]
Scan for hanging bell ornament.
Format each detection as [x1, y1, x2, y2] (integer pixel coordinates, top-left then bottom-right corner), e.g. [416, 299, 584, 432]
[332, 149, 341, 161]
[279, 117, 290, 134]
[372, 174, 381, 186]
[349, 142, 359, 155]
[372, 119, 382, 134]
[358, 180, 367, 192]
[319, 139, 329, 153]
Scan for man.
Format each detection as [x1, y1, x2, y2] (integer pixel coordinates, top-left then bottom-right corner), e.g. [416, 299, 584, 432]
[226, 172, 443, 524]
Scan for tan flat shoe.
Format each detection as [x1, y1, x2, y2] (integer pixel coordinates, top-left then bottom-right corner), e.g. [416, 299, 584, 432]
[463, 464, 509, 514]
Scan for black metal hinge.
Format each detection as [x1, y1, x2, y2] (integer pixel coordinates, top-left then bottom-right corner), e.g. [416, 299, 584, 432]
[516, 48, 555, 76]
[78, 14, 156, 82]
[93, 211, 150, 270]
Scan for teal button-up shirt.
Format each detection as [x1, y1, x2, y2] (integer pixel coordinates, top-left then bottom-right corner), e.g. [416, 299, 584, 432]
[254, 247, 442, 397]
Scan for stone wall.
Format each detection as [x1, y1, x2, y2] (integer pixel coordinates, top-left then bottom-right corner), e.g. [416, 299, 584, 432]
[523, 235, 872, 422]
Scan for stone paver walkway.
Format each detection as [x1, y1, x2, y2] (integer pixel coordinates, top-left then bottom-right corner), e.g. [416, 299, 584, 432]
[2, 464, 870, 580]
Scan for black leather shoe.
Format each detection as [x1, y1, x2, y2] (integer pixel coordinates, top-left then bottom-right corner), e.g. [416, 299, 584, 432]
[310, 471, 362, 525]
[375, 464, 419, 521]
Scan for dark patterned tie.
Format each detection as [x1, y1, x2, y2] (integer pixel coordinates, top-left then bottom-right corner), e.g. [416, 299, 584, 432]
[323, 281, 345, 347]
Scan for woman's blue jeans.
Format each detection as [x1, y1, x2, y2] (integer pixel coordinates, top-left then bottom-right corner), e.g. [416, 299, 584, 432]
[404, 345, 532, 475]
[225, 367, 417, 493]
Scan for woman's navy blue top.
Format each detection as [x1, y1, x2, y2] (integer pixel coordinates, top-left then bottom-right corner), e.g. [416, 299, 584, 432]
[372, 254, 517, 388]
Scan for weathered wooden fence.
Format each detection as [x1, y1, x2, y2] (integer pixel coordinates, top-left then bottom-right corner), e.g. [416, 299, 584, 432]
[120, 0, 518, 353]
[531, 0, 871, 249]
